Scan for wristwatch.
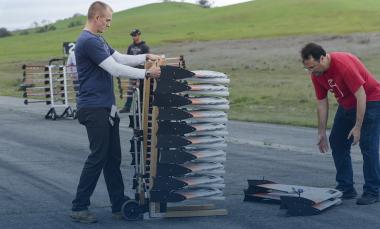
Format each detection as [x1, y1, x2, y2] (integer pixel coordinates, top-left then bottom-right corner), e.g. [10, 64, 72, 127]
[145, 70, 151, 79]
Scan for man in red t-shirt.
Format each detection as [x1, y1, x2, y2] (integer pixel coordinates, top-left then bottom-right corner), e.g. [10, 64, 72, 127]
[301, 43, 380, 205]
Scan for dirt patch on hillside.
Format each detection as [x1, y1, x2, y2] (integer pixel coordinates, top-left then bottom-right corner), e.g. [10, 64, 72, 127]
[152, 32, 380, 73]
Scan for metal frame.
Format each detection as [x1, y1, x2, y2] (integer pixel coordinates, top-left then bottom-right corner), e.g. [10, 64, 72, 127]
[44, 63, 74, 120]
[21, 59, 77, 120]
[126, 57, 228, 219]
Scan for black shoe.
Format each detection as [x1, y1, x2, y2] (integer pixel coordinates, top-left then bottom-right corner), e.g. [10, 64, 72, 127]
[119, 107, 130, 113]
[356, 193, 379, 205]
[336, 187, 357, 199]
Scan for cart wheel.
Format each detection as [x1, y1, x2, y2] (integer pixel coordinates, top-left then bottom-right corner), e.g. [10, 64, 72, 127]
[121, 200, 142, 221]
[72, 110, 77, 119]
[44, 111, 50, 120]
[51, 111, 57, 120]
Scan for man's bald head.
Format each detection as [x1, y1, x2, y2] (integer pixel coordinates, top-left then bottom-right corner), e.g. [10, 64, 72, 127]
[87, 1, 113, 20]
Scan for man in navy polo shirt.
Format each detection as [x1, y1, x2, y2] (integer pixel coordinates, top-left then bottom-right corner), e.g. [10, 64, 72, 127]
[119, 28, 150, 113]
[70, 1, 161, 223]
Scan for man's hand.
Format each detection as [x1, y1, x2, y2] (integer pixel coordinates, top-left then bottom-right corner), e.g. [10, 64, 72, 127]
[145, 54, 162, 79]
[146, 65, 161, 79]
[146, 54, 162, 61]
[349, 86, 365, 146]
[317, 133, 329, 153]
[347, 126, 361, 145]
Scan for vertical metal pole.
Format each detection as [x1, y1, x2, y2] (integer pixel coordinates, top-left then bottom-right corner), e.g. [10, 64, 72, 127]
[62, 66, 69, 107]
[48, 65, 55, 107]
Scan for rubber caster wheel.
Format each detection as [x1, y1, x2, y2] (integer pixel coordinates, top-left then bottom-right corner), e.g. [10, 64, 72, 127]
[51, 111, 57, 120]
[121, 200, 142, 221]
[72, 110, 77, 119]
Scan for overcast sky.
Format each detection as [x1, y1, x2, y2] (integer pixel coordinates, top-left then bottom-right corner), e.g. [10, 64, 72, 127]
[0, 0, 252, 30]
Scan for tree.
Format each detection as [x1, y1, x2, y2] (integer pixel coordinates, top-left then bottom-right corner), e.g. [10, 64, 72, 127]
[72, 13, 83, 18]
[32, 21, 39, 28]
[41, 19, 49, 26]
[0, 28, 12, 38]
[198, 0, 212, 8]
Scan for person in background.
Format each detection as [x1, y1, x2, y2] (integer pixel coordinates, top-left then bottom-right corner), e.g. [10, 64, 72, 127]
[119, 28, 150, 113]
[66, 49, 78, 83]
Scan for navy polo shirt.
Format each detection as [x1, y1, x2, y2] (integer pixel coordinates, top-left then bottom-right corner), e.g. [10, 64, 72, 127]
[75, 30, 115, 109]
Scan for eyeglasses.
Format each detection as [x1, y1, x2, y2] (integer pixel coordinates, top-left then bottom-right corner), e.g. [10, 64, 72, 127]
[303, 61, 320, 72]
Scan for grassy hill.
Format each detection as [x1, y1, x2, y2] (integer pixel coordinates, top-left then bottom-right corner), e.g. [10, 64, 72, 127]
[1, 0, 380, 62]
[1, 0, 380, 126]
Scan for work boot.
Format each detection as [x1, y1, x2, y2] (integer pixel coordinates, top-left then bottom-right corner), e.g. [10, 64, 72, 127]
[335, 186, 357, 199]
[356, 193, 379, 205]
[70, 210, 97, 223]
[111, 196, 131, 220]
[112, 212, 124, 220]
[341, 188, 358, 199]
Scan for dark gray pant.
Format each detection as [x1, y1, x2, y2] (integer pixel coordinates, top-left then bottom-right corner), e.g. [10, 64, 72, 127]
[72, 108, 127, 213]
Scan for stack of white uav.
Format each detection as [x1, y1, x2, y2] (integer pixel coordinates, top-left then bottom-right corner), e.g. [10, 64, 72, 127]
[151, 68, 230, 204]
[124, 58, 229, 219]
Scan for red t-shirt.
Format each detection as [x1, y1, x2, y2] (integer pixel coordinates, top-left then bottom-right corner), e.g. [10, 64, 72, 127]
[311, 52, 380, 109]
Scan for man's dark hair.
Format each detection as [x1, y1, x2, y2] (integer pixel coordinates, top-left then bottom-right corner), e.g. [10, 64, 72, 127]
[88, 1, 112, 20]
[300, 43, 326, 62]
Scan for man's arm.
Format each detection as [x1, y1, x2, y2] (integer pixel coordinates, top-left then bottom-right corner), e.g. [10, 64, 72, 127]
[99, 56, 161, 79]
[317, 97, 329, 153]
[84, 37, 159, 78]
[111, 50, 146, 66]
[99, 56, 146, 79]
[347, 86, 366, 145]
[112, 50, 161, 65]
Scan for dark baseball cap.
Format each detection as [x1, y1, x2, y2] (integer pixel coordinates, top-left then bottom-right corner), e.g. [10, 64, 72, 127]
[130, 29, 141, 36]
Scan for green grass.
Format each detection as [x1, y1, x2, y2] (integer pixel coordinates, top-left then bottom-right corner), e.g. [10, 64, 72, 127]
[2, 0, 380, 126]
[2, 0, 380, 62]
[226, 67, 340, 127]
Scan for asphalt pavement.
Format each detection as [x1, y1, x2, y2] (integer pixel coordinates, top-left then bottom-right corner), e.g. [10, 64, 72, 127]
[0, 96, 378, 229]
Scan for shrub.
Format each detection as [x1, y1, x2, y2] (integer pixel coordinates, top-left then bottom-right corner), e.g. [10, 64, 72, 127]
[68, 20, 83, 28]
[35, 24, 56, 33]
[0, 28, 12, 38]
[198, 0, 212, 8]
[20, 30, 29, 35]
